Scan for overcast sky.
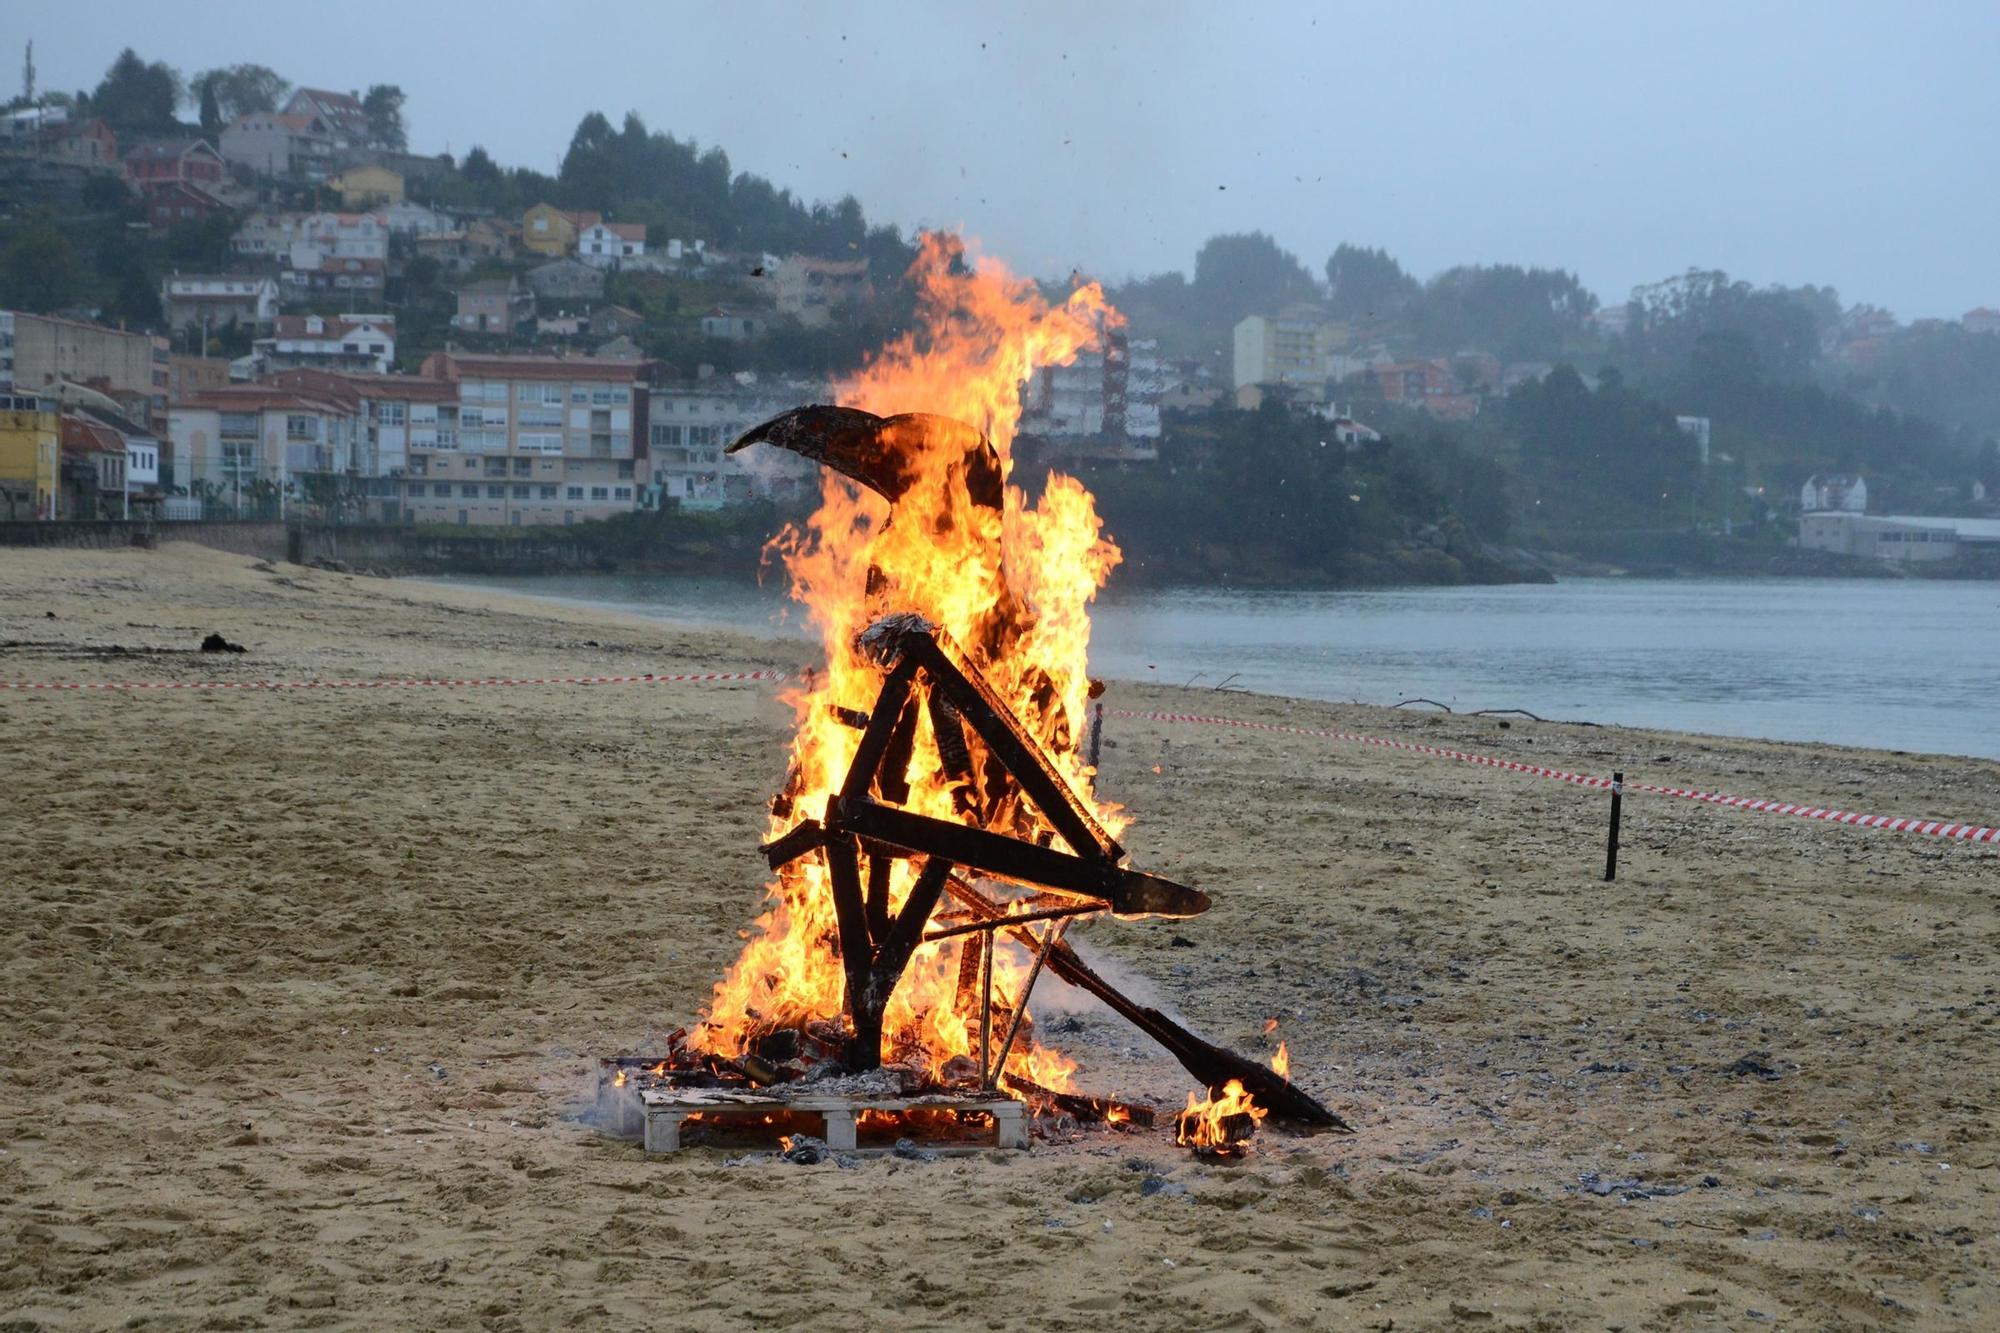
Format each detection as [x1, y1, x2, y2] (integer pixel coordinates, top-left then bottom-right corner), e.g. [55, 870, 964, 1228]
[21, 2, 1998, 319]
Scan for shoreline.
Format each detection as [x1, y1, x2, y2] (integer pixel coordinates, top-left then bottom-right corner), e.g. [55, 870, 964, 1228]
[415, 569, 2000, 764]
[3, 544, 1996, 1330]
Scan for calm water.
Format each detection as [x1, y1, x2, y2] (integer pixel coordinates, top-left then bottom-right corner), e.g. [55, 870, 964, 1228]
[439, 574, 2000, 759]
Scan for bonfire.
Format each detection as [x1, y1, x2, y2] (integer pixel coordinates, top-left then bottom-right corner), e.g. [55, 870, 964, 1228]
[607, 235, 1346, 1152]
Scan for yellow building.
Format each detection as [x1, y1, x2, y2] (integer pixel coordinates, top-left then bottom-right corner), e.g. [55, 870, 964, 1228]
[328, 164, 405, 207]
[0, 392, 61, 520]
[520, 203, 599, 257]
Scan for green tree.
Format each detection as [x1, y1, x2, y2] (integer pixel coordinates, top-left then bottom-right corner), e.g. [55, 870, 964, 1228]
[197, 79, 221, 133]
[0, 222, 81, 311]
[461, 145, 501, 185]
[91, 48, 182, 133]
[1325, 243, 1421, 323]
[190, 63, 288, 121]
[1191, 232, 1320, 327]
[362, 84, 407, 150]
[1419, 264, 1598, 362]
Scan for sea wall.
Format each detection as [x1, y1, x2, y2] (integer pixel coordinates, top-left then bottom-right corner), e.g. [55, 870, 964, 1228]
[0, 520, 608, 575]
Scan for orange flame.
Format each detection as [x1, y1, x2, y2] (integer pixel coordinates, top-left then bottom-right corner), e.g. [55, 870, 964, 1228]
[1174, 1079, 1269, 1152]
[694, 233, 1125, 1091]
[1272, 1041, 1291, 1081]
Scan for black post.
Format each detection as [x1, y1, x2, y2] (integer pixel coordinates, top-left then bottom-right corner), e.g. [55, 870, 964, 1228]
[1086, 702, 1104, 781]
[1603, 771, 1624, 882]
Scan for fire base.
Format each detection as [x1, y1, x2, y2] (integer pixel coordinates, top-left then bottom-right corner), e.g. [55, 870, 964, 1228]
[640, 1088, 1026, 1155]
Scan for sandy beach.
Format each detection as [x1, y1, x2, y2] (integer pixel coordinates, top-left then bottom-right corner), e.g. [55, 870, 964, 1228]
[1, 542, 1996, 1331]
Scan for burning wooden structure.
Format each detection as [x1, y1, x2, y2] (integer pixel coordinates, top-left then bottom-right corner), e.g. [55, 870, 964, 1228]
[606, 239, 1347, 1154]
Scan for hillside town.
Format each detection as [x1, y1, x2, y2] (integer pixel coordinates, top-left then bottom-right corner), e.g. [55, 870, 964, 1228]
[3, 47, 1998, 575]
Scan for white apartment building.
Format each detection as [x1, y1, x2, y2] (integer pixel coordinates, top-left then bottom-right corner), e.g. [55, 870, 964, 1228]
[1020, 332, 1165, 458]
[234, 211, 390, 266]
[252, 315, 397, 376]
[159, 275, 280, 331]
[647, 375, 820, 509]
[1233, 311, 1344, 397]
[169, 386, 362, 512]
[408, 353, 651, 526]
[577, 222, 647, 270]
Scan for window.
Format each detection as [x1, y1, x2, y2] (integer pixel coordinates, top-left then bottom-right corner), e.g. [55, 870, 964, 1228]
[613, 486, 632, 501]
[512, 484, 531, 498]
[220, 411, 258, 437]
[566, 485, 584, 499]
[512, 458, 532, 475]
[460, 483, 479, 497]
[286, 415, 317, 440]
[591, 389, 612, 406]
[590, 486, 610, 500]
[611, 389, 630, 405]
[378, 402, 405, 425]
[650, 423, 682, 447]
[434, 483, 452, 497]
[688, 425, 719, 447]
[617, 460, 634, 479]
[487, 484, 506, 499]
[539, 485, 558, 500]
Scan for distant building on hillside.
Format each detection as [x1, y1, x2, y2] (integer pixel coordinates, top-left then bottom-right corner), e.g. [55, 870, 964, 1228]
[1798, 512, 2000, 563]
[772, 256, 870, 328]
[520, 204, 598, 257]
[0, 311, 169, 431]
[1675, 415, 1711, 466]
[0, 391, 60, 519]
[1964, 307, 2000, 336]
[647, 372, 822, 509]
[525, 258, 606, 302]
[253, 314, 397, 376]
[1232, 311, 1342, 401]
[1801, 473, 1867, 514]
[576, 221, 646, 270]
[453, 278, 533, 334]
[327, 164, 403, 207]
[699, 307, 766, 341]
[413, 352, 651, 526]
[161, 275, 279, 333]
[1019, 330, 1165, 461]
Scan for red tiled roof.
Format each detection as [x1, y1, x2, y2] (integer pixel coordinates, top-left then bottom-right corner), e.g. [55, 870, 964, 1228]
[422, 352, 645, 382]
[601, 223, 646, 242]
[60, 415, 126, 458]
[174, 387, 350, 413]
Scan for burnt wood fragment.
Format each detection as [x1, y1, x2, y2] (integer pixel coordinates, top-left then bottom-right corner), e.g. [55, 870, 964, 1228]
[942, 880, 1348, 1130]
[836, 799, 1208, 918]
[875, 692, 922, 805]
[759, 818, 825, 870]
[1002, 1073, 1157, 1129]
[837, 654, 920, 810]
[865, 851, 893, 944]
[900, 631, 1121, 863]
[822, 834, 878, 1070]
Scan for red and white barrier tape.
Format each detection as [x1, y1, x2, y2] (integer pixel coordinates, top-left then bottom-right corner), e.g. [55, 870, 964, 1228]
[1108, 707, 1998, 844]
[0, 669, 789, 693]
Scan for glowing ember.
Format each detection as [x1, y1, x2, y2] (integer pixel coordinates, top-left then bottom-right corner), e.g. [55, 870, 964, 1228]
[1174, 1079, 1269, 1154]
[693, 233, 1124, 1091]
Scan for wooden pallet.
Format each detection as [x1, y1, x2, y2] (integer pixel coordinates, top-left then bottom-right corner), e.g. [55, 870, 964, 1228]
[638, 1086, 1026, 1154]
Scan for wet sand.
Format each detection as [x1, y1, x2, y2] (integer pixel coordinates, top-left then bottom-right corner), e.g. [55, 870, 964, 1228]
[2, 543, 1996, 1330]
